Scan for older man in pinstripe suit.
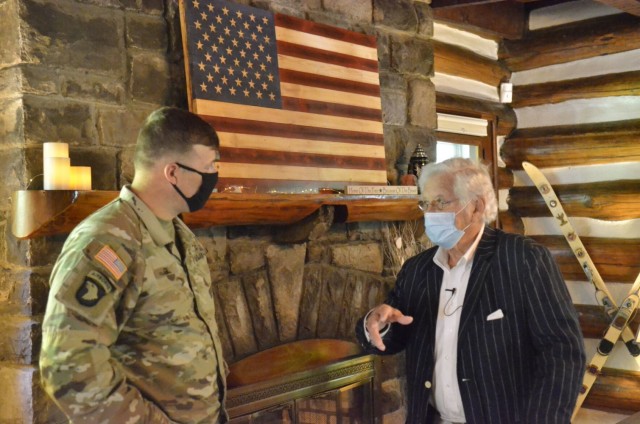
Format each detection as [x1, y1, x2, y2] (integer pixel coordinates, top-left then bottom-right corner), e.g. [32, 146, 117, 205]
[357, 158, 585, 424]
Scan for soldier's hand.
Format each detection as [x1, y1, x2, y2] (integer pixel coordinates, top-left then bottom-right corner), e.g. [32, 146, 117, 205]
[366, 304, 413, 351]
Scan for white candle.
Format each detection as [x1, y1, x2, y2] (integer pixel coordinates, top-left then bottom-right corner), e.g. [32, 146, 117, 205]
[43, 142, 69, 158]
[69, 166, 92, 191]
[44, 157, 70, 190]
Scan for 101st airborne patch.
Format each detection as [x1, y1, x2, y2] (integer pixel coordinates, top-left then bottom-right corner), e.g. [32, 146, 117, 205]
[75, 270, 115, 307]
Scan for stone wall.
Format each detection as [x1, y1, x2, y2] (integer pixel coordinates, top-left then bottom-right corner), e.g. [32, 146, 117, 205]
[0, 0, 436, 422]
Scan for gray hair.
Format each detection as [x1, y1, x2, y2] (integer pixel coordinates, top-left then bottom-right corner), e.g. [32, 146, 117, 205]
[417, 157, 498, 224]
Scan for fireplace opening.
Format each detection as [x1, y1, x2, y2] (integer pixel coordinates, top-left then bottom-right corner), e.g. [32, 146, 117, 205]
[226, 339, 374, 423]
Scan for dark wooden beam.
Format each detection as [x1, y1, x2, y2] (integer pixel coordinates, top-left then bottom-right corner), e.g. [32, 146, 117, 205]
[434, 40, 511, 87]
[585, 368, 640, 412]
[512, 70, 640, 107]
[577, 304, 640, 339]
[500, 119, 640, 169]
[530, 235, 640, 284]
[507, 180, 640, 221]
[431, 0, 503, 7]
[434, 1, 526, 40]
[498, 210, 524, 234]
[500, 13, 640, 71]
[595, 0, 640, 16]
[496, 167, 514, 190]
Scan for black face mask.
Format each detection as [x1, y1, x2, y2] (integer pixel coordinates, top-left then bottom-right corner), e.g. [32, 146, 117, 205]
[171, 163, 218, 212]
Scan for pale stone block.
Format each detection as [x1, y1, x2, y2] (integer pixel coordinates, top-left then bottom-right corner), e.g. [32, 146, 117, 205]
[331, 242, 384, 273]
[266, 243, 306, 343]
[216, 277, 257, 357]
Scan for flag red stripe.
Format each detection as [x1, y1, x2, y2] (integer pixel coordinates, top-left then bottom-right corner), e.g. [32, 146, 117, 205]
[219, 147, 386, 170]
[280, 69, 381, 97]
[281, 97, 382, 122]
[203, 116, 384, 146]
[275, 14, 377, 48]
[277, 41, 379, 73]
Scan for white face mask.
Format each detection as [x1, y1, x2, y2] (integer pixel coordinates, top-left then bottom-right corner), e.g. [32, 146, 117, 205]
[423, 201, 471, 249]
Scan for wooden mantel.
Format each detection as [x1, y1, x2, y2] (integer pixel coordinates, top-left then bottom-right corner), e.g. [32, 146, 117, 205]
[11, 190, 422, 239]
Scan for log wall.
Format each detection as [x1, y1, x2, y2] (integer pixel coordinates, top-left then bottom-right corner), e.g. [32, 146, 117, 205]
[436, 3, 640, 418]
[500, 4, 640, 417]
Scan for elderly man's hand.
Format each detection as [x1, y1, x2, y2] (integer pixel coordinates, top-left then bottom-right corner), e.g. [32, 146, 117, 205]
[366, 304, 413, 351]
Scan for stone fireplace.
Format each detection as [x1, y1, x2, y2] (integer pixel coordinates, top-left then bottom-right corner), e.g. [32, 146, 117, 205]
[0, 0, 436, 422]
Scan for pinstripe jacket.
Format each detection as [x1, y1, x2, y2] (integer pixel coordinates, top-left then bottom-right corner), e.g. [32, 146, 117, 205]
[357, 226, 585, 424]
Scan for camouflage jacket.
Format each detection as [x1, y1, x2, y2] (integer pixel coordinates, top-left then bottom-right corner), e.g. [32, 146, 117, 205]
[40, 186, 228, 423]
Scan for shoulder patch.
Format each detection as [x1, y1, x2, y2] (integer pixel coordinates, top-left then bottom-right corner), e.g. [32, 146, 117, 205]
[94, 245, 128, 280]
[75, 270, 114, 307]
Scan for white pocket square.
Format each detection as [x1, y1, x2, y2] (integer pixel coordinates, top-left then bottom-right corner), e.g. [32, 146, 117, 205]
[487, 309, 504, 321]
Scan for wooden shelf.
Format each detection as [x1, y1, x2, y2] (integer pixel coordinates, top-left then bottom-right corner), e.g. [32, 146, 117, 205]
[11, 190, 422, 239]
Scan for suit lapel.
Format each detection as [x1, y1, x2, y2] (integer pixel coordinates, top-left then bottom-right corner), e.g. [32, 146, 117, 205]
[459, 226, 499, 335]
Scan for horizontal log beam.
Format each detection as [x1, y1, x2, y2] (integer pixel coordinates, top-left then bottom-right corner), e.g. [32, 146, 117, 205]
[576, 304, 640, 339]
[434, 40, 510, 87]
[496, 167, 513, 190]
[431, 0, 503, 7]
[595, 0, 640, 17]
[497, 210, 524, 234]
[508, 180, 640, 220]
[512, 70, 640, 108]
[433, 1, 525, 40]
[436, 92, 516, 136]
[500, 119, 640, 169]
[500, 14, 640, 71]
[530, 235, 640, 284]
[11, 191, 422, 239]
[584, 368, 640, 412]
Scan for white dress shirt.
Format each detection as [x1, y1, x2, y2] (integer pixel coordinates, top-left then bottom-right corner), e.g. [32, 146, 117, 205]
[431, 225, 484, 423]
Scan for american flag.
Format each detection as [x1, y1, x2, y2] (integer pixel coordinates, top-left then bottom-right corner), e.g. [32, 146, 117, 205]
[94, 245, 127, 280]
[179, 0, 387, 193]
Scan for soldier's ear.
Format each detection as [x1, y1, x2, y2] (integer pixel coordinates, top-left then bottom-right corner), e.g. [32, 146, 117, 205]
[164, 163, 179, 184]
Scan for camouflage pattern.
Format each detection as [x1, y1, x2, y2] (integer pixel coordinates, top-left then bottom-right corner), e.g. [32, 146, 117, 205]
[40, 186, 228, 423]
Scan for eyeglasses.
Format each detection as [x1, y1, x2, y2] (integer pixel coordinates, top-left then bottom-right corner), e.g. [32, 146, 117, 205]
[418, 198, 458, 212]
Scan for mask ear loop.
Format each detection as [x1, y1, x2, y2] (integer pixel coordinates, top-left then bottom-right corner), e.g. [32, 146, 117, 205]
[455, 200, 474, 233]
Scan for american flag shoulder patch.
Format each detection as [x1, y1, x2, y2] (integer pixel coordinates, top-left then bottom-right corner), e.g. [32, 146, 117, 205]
[94, 245, 127, 280]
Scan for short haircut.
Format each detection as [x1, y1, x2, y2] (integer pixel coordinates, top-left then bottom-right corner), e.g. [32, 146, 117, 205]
[418, 157, 498, 224]
[134, 107, 220, 169]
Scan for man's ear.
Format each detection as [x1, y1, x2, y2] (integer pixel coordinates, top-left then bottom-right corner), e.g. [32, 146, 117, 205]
[474, 197, 486, 219]
[164, 163, 179, 184]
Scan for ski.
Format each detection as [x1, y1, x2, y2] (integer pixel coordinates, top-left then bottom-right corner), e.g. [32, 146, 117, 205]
[521, 162, 640, 420]
[521, 161, 638, 354]
[571, 273, 640, 422]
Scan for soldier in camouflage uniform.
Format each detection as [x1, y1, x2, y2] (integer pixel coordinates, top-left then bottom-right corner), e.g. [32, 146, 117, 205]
[40, 107, 228, 423]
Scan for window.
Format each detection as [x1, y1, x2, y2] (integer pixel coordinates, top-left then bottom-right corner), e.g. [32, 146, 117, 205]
[435, 112, 495, 170]
[436, 141, 479, 162]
